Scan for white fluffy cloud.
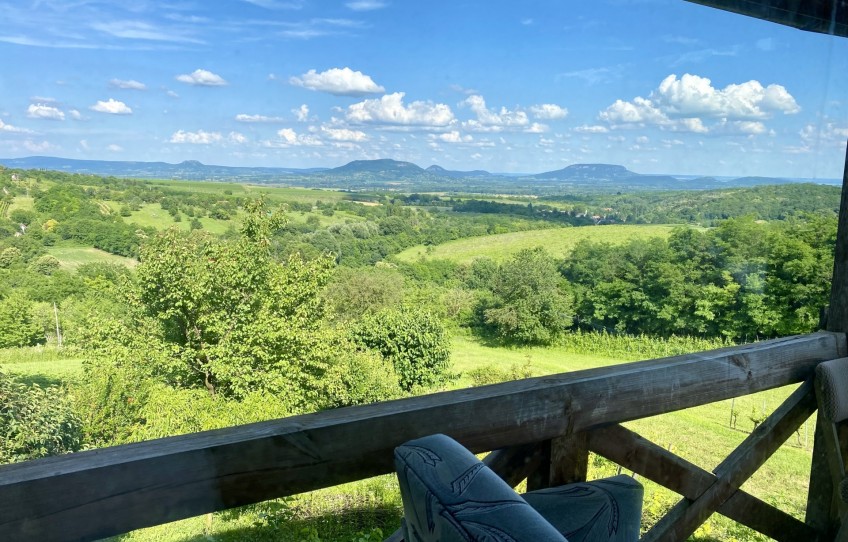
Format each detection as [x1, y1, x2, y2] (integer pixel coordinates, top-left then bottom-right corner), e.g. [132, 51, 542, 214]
[321, 126, 368, 142]
[462, 95, 528, 131]
[235, 114, 285, 122]
[600, 74, 799, 134]
[170, 130, 223, 144]
[107, 144, 124, 152]
[176, 69, 228, 86]
[110, 79, 147, 90]
[652, 74, 799, 119]
[229, 131, 248, 144]
[529, 103, 568, 120]
[273, 128, 323, 146]
[433, 131, 473, 143]
[90, 99, 132, 115]
[290, 67, 385, 96]
[293, 104, 310, 122]
[346, 92, 455, 127]
[27, 103, 65, 120]
[0, 119, 34, 133]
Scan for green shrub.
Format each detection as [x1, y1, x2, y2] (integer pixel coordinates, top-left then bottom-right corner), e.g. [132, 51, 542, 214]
[467, 358, 533, 387]
[351, 307, 451, 391]
[0, 370, 82, 463]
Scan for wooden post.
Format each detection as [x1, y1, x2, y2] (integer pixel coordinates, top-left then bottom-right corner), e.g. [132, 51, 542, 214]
[809, 139, 848, 537]
[826, 140, 848, 334]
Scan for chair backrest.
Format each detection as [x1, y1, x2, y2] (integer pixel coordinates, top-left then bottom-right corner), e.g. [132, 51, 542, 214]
[817, 357, 848, 423]
[394, 434, 568, 542]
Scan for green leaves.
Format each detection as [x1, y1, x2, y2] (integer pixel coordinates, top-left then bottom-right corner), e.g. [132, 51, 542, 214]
[351, 307, 451, 391]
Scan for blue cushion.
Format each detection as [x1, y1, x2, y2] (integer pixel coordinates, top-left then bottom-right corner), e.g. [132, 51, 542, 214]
[395, 434, 569, 541]
[523, 476, 643, 542]
[394, 434, 643, 542]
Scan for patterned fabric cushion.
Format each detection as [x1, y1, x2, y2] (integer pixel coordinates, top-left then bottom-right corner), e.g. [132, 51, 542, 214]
[395, 434, 643, 542]
[395, 434, 569, 541]
[523, 476, 643, 542]
[816, 357, 848, 422]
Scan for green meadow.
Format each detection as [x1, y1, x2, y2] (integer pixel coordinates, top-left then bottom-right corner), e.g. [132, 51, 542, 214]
[396, 224, 677, 264]
[47, 246, 137, 270]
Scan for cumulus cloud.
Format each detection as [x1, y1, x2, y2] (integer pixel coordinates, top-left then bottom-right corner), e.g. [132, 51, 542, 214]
[462, 95, 528, 131]
[346, 92, 455, 127]
[68, 109, 82, 120]
[599, 73, 798, 134]
[235, 113, 285, 122]
[293, 104, 310, 121]
[272, 128, 323, 146]
[27, 103, 65, 120]
[170, 129, 223, 144]
[321, 126, 368, 142]
[433, 131, 473, 143]
[529, 103, 568, 120]
[228, 131, 247, 144]
[0, 119, 34, 134]
[346, 0, 388, 10]
[90, 98, 132, 115]
[290, 67, 384, 96]
[525, 123, 548, 133]
[107, 144, 123, 152]
[110, 78, 147, 90]
[176, 69, 228, 86]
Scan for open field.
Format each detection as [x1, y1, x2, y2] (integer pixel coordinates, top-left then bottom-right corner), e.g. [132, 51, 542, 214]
[123, 202, 239, 234]
[7, 195, 34, 213]
[47, 245, 137, 270]
[150, 180, 349, 204]
[396, 224, 677, 264]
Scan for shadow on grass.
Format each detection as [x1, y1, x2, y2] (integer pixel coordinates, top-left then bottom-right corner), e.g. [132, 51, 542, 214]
[7, 372, 67, 388]
[112, 505, 403, 542]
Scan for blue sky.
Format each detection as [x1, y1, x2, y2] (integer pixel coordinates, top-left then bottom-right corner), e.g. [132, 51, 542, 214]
[1, 0, 847, 178]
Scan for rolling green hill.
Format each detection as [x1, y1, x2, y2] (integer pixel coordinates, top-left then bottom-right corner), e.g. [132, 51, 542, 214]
[395, 224, 676, 264]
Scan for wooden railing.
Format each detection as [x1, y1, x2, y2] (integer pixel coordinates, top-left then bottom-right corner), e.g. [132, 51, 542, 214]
[0, 331, 845, 542]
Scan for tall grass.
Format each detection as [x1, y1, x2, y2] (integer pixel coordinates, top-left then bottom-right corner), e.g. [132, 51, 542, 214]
[0, 345, 69, 365]
[555, 330, 733, 361]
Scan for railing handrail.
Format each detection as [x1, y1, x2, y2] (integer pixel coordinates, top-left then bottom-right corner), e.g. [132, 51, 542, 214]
[1, 331, 844, 542]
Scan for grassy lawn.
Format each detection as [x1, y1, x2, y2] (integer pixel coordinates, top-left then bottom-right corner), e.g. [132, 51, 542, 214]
[8, 195, 34, 213]
[124, 203, 239, 234]
[47, 245, 137, 270]
[395, 224, 677, 264]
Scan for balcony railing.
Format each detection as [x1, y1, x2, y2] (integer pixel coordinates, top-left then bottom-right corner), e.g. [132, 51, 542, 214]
[0, 331, 844, 541]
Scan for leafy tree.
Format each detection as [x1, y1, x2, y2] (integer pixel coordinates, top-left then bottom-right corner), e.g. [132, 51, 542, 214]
[0, 371, 82, 463]
[479, 248, 573, 344]
[323, 266, 405, 321]
[0, 293, 43, 348]
[351, 306, 451, 391]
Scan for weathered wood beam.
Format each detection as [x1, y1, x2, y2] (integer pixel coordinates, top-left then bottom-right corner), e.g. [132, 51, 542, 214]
[483, 441, 546, 488]
[643, 379, 817, 542]
[807, 416, 840, 539]
[0, 332, 842, 542]
[685, 1, 848, 39]
[588, 423, 818, 542]
[550, 432, 589, 486]
[827, 141, 848, 333]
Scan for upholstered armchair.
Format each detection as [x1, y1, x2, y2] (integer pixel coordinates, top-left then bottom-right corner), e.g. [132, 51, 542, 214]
[394, 434, 643, 542]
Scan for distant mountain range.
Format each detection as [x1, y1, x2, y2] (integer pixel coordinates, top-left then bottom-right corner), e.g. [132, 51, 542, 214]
[0, 155, 832, 193]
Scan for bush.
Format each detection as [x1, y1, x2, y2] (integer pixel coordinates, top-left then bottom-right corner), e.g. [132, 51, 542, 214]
[466, 359, 533, 387]
[351, 307, 451, 391]
[0, 371, 83, 463]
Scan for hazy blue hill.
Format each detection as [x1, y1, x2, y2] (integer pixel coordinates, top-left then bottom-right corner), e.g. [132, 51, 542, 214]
[0, 156, 324, 181]
[533, 163, 635, 180]
[0, 155, 824, 193]
[426, 165, 493, 178]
